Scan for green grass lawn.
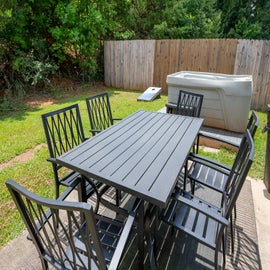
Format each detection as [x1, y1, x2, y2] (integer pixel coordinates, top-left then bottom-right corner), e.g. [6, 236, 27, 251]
[0, 83, 267, 249]
[0, 85, 167, 248]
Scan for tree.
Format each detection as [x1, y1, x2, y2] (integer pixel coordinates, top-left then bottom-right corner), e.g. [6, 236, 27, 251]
[2, 0, 270, 110]
[108, 0, 221, 40]
[151, 0, 220, 39]
[217, 0, 262, 39]
[0, 0, 112, 108]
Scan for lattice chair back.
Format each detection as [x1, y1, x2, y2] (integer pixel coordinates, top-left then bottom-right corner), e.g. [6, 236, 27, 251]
[41, 104, 86, 198]
[42, 104, 86, 158]
[6, 180, 106, 270]
[176, 90, 204, 117]
[6, 180, 139, 270]
[85, 92, 115, 136]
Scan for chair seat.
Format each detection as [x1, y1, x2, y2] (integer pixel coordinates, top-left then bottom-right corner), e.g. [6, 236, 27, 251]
[6, 179, 140, 270]
[189, 162, 229, 193]
[64, 249, 99, 270]
[60, 170, 81, 187]
[74, 216, 126, 263]
[61, 171, 105, 198]
[161, 190, 228, 250]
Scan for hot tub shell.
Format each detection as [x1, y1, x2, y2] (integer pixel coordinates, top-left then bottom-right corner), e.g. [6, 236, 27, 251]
[166, 71, 253, 133]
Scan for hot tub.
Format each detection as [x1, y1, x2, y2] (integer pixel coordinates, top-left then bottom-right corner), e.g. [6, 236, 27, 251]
[166, 71, 253, 133]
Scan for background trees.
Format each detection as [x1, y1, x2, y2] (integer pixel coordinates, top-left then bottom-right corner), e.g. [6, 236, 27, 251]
[0, 0, 110, 109]
[1, 0, 270, 110]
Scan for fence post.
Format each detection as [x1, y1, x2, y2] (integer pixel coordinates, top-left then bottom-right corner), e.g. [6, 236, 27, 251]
[263, 104, 270, 192]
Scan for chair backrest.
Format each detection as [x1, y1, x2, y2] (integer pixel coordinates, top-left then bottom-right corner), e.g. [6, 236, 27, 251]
[176, 90, 204, 117]
[41, 104, 86, 160]
[247, 110, 259, 137]
[85, 92, 113, 136]
[6, 179, 108, 270]
[224, 130, 254, 218]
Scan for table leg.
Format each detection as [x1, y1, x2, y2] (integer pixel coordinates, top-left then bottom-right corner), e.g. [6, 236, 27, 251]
[138, 201, 145, 269]
[145, 205, 157, 270]
[79, 176, 87, 202]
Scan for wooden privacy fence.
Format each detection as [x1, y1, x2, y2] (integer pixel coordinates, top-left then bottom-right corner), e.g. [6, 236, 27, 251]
[104, 39, 270, 111]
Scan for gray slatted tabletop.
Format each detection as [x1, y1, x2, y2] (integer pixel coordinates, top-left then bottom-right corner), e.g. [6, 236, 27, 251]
[56, 110, 203, 209]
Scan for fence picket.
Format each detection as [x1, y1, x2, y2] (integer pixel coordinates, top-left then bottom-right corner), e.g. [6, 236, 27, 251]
[105, 39, 270, 110]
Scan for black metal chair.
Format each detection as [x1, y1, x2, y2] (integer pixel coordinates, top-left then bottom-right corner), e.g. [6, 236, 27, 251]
[185, 125, 257, 253]
[41, 104, 119, 211]
[166, 90, 204, 117]
[42, 104, 87, 199]
[167, 90, 204, 153]
[85, 92, 122, 137]
[86, 92, 124, 205]
[6, 179, 141, 270]
[195, 110, 259, 153]
[161, 130, 254, 270]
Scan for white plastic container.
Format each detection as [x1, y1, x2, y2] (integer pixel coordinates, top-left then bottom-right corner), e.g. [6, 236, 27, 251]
[166, 71, 253, 133]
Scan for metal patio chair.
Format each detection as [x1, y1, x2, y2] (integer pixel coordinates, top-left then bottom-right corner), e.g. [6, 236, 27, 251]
[167, 90, 204, 153]
[195, 110, 259, 153]
[85, 92, 122, 137]
[185, 127, 257, 253]
[161, 130, 254, 270]
[41, 104, 119, 211]
[166, 90, 204, 117]
[86, 92, 123, 205]
[6, 179, 141, 270]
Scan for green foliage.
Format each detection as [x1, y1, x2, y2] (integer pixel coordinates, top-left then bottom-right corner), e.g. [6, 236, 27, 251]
[152, 0, 221, 39]
[216, 0, 270, 39]
[49, 0, 110, 81]
[2, 0, 270, 110]
[0, 0, 112, 107]
[12, 50, 58, 87]
[109, 0, 221, 39]
[231, 18, 262, 39]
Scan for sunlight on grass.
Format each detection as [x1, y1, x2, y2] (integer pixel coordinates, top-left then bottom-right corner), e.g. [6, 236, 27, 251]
[0, 86, 267, 249]
[0, 87, 167, 248]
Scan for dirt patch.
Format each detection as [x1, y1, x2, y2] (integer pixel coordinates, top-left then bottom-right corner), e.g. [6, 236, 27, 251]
[0, 144, 46, 171]
[25, 97, 55, 108]
[200, 146, 220, 153]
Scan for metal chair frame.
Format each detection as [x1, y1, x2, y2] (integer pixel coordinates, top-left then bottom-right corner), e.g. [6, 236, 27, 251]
[85, 92, 122, 137]
[86, 92, 123, 205]
[195, 110, 259, 152]
[41, 104, 118, 212]
[169, 90, 204, 153]
[6, 179, 141, 270]
[166, 90, 204, 118]
[186, 124, 257, 253]
[161, 130, 254, 270]
[42, 104, 87, 199]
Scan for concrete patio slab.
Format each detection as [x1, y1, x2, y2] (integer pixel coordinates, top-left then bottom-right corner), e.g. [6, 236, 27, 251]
[0, 177, 268, 269]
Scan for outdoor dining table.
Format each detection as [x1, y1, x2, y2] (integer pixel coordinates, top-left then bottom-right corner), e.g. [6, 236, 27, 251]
[56, 109, 203, 269]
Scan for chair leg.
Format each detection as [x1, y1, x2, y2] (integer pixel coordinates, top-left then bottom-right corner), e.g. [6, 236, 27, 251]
[138, 202, 145, 269]
[214, 247, 219, 270]
[230, 214, 234, 254]
[190, 179, 195, 194]
[115, 189, 121, 207]
[145, 206, 157, 270]
[222, 234, 226, 269]
[55, 183, 60, 199]
[215, 234, 226, 270]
